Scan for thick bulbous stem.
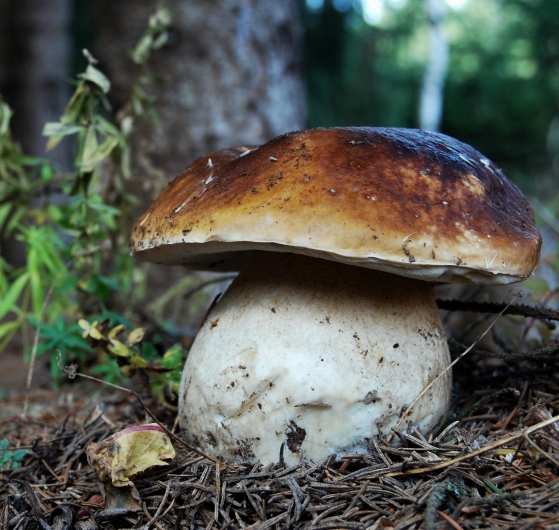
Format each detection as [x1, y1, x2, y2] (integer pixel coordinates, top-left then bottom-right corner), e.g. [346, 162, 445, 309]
[179, 252, 451, 464]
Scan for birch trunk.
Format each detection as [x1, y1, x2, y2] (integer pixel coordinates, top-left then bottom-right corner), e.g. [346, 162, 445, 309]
[419, 0, 449, 132]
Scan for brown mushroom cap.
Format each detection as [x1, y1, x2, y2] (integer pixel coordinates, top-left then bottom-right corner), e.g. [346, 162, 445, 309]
[130, 127, 541, 284]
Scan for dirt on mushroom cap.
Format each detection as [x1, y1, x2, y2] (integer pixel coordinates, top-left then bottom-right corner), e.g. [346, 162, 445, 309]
[130, 127, 541, 283]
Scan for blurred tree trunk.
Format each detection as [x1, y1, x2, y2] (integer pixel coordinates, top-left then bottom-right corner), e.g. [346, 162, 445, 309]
[94, 0, 306, 188]
[0, 0, 72, 268]
[94, 0, 306, 330]
[1, 0, 72, 167]
[419, 0, 448, 132]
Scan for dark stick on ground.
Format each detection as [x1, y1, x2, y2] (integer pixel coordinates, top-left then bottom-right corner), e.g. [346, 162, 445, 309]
[437, 298, 559, 322]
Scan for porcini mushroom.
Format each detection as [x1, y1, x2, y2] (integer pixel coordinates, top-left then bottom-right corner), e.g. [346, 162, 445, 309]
[131, 127, 541, 465]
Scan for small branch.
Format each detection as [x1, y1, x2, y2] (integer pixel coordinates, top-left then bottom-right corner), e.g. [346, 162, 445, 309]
[142, 478, 174, 530]
[387, 412, 559, 477]
[522, 434, 559, 469]
[449, 339, 559, 360]
[437, 299, 559, 322]
[436, 510, 464, 530]
[57, 354, 223, 467]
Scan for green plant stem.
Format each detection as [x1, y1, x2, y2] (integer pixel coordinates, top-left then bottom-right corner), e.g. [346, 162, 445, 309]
[23, 260, 75, 418]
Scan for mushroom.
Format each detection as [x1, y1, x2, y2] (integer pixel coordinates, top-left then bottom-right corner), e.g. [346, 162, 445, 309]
[130, 127, 541, 465]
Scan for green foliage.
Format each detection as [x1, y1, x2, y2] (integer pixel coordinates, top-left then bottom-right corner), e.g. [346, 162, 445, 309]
[128, 7, 172, 123]
[0, 7, 186, 404]
[131, 7, 172, 65]
[443, 0, 559, 187]
[0, 438, 27, 470]
[303, 1, 424, 129]
[79, 319, 183, 408]
[0, 101, 61, 349]
[32, 316, 91, 381]
[302, 0, 559, 187]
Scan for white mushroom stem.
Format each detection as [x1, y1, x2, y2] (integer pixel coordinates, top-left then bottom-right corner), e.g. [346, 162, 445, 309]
[178, 252, 451, 465]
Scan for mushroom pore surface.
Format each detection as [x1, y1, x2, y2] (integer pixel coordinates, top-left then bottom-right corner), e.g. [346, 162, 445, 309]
[179, 253, 451, 465]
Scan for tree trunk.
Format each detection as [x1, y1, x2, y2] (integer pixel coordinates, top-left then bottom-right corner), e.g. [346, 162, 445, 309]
[419, 0, 448, 132]
[0, 0, 72, 268]
[94, 0, 307, 184]
[2, 0, 72, 167]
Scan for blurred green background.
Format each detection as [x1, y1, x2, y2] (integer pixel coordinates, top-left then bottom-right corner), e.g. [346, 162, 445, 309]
[302, 0, 559, 192]
[2, 0, 558, 192]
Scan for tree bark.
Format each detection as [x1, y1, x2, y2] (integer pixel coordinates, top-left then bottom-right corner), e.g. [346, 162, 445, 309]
[419, 0, 448, 132]
[2, 0, 72, 168]
[94, 0, 307, 183]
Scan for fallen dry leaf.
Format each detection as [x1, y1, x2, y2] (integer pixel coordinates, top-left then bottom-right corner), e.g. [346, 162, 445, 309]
[86, 423, 175, 517]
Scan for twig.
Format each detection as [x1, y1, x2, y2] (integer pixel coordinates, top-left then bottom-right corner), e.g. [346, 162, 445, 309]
[388, 412, 559, 477]
[425, 483, 447, 529]
[522, 434, 559, 469]
[3, 480, 49, 529]
[57, 353, 223, 466]
[436, 510, 464, 530]
[437, 298, 559, 322]
[342, 480, 368, 517]
[449, 339, 559, 360]
[463, 388, 520, 418]
[498, 382, 527, 431]
[214, 463, 221, 523]
[183, 275, 237, 302]
[142, 478, 174, 529]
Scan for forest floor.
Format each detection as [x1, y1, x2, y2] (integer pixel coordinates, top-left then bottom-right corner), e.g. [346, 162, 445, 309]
[2, 304, 559, 529]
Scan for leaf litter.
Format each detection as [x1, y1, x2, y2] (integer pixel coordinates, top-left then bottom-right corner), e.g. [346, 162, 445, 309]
[2, 302, 559, 529]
